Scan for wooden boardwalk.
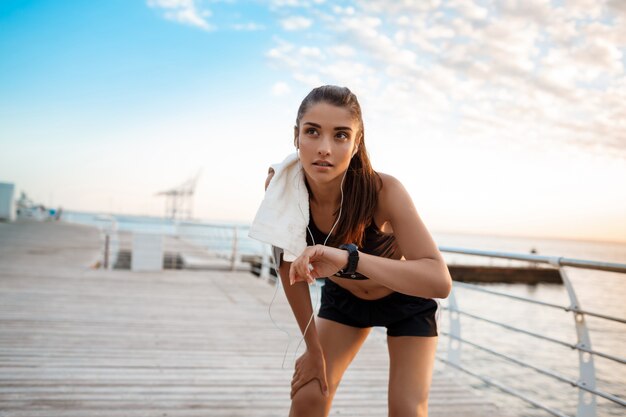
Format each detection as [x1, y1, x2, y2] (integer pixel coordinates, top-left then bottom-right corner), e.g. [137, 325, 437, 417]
[0, 220, 504, 416]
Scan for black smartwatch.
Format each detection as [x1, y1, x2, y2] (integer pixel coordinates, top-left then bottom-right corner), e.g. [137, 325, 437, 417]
[338, 243, 359, 277]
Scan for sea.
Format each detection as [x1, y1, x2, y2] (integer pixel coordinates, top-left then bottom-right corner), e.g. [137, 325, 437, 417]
[62, 210, 625, 417]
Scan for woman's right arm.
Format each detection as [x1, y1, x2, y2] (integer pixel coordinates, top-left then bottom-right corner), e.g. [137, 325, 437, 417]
[265, 170, 327, 396]
[277, 260, 322, 353]
[278, 259, 328, 398]
[265, 168, 322, 352]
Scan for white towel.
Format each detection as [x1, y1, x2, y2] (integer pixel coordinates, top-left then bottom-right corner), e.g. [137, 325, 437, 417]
[248, 152, 309, 262]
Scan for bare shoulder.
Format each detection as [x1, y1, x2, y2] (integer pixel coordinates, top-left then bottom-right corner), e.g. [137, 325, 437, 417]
[376, 172, 411, 220]
[378, 172, 404, 195]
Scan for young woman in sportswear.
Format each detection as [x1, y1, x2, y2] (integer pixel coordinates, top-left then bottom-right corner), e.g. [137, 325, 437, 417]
[265, 85, 452, 417]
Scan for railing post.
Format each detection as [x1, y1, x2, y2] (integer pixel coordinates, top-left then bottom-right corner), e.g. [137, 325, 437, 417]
[103, 234, 110, 269]
[108, 219, 118, 270]
[447, 285, 462, 369]
[260, 244, 270, 281]
[230, 226, 238, 271]
[551, 259, 597, 417]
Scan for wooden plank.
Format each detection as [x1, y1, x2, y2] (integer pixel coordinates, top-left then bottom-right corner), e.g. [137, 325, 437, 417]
[0, 220, 505, 416]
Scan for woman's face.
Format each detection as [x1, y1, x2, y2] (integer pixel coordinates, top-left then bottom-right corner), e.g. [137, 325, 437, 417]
[296, 102, 359, 187]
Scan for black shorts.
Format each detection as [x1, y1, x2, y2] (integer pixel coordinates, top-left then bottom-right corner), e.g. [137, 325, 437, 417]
[318, 279, 439, 337]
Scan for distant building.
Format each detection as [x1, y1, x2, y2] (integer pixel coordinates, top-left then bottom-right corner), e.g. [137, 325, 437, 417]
[0, 183, 16, 222]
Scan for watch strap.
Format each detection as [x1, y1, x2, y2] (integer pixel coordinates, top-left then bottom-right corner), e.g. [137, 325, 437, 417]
[339, 243, 359, 276]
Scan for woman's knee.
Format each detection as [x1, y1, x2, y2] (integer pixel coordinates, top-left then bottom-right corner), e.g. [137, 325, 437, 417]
[388, 398, 428, 417]
[290, 382, 332, 416]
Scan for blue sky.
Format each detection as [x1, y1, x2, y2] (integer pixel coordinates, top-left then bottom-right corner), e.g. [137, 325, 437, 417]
[1, 0, 625, 243]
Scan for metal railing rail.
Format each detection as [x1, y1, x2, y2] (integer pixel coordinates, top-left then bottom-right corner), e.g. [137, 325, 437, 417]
[442, 332, 626, 407]
[452, 281, 626, 324]
[94, 222, 256, 271]
[438, 357, 573, 417]
[439, 246, 626, 417]
[443, 306, 626, 365]
[440, 246, 626, 273]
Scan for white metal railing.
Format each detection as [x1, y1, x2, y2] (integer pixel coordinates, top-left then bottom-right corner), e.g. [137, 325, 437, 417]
[94, 221, 259, 272]
[96, 215, 119, 270]
[72, 212, 625, 415]
[438, 246, 626, 417]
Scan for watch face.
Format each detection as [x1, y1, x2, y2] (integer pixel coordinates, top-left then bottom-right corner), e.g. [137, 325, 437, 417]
[341, 243, 358, 252]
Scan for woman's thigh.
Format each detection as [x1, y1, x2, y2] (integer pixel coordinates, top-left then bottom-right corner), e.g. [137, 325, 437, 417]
[387, 336, 438, 417]
[317, 317, 371, 390]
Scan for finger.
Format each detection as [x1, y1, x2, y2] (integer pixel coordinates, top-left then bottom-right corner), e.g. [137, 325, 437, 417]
[290, 378, 301, 399]
[318, 374, 329, 397]
[290, 376, 312, 399]
[292, 263, 302, 284]
[300, 262, 312, 284]
[289, 263, 295, 285]
[298, 263, 308, 281]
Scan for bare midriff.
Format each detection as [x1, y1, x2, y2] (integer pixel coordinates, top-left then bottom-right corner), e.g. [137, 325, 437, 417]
[327, 277, 394, 300]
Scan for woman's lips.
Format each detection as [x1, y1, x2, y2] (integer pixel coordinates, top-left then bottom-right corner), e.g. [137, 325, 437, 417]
[313, 160, 333, 167]
[312, 161, 333, 171]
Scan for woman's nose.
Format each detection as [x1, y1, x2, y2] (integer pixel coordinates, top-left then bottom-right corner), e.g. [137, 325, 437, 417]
[317, 136, 332, 155]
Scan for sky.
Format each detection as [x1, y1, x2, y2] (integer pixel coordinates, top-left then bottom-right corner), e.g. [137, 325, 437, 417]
[0, 0, 625, 243]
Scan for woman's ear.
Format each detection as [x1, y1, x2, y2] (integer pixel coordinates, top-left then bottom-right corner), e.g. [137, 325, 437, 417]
[293, 126, 299, 149]
[352, 133, 363, 156]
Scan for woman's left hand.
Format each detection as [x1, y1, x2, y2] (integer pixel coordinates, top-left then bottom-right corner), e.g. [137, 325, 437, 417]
[289, 245, 348, 285]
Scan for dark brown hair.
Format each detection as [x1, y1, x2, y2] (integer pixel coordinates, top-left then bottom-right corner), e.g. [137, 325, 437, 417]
[295, 85, 382, 247]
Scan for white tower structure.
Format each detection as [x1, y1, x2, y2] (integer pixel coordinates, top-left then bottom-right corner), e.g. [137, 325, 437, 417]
[0, 183, 16, 222]
[156, 171, 201, 221]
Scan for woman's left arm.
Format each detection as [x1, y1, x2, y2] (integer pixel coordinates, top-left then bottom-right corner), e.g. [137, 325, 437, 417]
[291, 175, 452, 299]
[358, 174, 452, 298]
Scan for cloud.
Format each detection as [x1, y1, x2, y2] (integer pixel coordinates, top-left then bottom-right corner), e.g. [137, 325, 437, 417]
[271, 0, 304, 7]
[280, 16, 313, 30]
[299, 46, 322, 57]
[266, 0, 626, 157]
[147, 0, 213, 30]
[266, 38, 299, 70]
[271, 81, 292, 96]
[608, 0, 626, 15]
[232, 22, 265, 31]
[329, 44, 356, 57]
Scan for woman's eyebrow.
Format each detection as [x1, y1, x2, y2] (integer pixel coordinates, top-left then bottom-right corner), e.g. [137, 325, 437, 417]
[303, 121, 353, 131]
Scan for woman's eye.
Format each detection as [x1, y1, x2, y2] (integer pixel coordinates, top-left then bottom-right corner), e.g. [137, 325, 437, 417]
[305, 128, 318, 135]
[336, 132, 349, 140]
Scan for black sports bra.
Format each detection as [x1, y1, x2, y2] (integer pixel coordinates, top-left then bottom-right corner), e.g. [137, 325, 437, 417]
[305, 213, 402, 280]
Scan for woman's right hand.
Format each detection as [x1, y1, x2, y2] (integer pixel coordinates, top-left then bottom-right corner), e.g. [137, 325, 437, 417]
[291, 348, 329, 399]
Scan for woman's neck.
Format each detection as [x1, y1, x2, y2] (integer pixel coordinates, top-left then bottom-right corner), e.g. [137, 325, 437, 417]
[305, 175, 343, 210]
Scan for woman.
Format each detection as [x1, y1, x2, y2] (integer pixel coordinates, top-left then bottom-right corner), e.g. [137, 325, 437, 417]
[266, 85, 452, 417]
